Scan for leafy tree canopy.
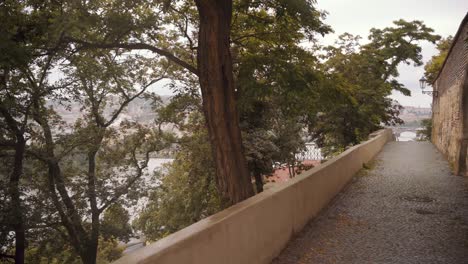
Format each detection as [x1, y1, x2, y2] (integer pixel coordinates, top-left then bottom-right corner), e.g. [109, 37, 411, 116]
[309, 20, 439, 155]
[424, 36, 453, 83]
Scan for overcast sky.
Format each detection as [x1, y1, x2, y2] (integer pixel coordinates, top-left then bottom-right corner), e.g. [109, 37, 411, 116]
[155, 1, 467, 107]
[315, 0, 468, 107]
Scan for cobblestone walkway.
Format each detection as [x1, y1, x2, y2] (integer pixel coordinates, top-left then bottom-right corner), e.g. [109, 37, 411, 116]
[272, 142, 468, 264]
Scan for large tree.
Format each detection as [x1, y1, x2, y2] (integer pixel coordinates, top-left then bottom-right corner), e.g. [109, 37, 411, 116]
[232, 0, 329, 189]
[64, 0, 329, 204]
[309, 20, 440, 154]
[0, 4, 171, 260]
[26, 50, 170, 263]
[135, 0, 332, 238]
[62, 0, 253, 204]
[193, 0, 254, 202]
[0, 74, 28, 264]
[0, 1, 60, 261]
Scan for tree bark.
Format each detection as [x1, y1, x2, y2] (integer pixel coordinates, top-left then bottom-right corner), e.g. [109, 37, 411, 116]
[253, 171, 264, 193]
[32, 97, 90, 263]
[69, 1, 254, 204]
[86, 149, 101, 264]
[11, 138, 26, 264]
[195, 0, 254, 204]
[0, 104, 26, 264]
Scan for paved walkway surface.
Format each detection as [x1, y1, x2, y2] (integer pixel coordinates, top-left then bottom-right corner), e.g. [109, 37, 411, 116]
[272, 142, 468, 264]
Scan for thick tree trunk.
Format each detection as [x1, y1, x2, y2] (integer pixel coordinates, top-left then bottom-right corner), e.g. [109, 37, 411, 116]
[81, 247, 98, 264]
[195, 0, 254, 204]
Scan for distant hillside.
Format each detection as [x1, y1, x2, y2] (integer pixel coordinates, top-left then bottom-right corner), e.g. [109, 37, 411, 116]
[49, 95, 172, 125]
[399, 106, 431, 127]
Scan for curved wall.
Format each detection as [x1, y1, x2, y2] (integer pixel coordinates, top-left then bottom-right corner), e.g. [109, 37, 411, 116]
[114, 129, 393, 264]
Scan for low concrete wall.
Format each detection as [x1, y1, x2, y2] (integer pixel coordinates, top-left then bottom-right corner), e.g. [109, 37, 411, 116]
[114, 129, 393, 264]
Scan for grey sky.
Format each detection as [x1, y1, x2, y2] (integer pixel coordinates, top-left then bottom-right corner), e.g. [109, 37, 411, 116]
[315, 0, 468, 107]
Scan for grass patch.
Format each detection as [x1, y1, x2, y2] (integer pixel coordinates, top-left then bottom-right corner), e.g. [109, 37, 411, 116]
[356, 158, 380, 177]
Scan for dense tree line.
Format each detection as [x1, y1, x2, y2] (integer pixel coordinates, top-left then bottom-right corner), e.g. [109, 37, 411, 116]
[1, 0, 440, 263]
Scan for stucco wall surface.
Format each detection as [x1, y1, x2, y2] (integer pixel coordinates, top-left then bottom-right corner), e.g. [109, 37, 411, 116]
[113, 129, 393, 264]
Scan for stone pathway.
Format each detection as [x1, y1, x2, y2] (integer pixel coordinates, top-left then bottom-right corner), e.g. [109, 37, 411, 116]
[272, 142, 468, 264]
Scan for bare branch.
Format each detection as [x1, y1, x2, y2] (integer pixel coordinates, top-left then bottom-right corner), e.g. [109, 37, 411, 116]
[104, 75, 167, 127]
[170, 6, 196, 63]
[98, 146, 152, 213]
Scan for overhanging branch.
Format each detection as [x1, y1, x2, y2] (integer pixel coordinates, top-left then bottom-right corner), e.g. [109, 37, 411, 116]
[66, 38, 199, 76]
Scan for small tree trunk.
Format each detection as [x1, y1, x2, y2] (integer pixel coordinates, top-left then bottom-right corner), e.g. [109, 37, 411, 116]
[195, 0, 254, 204]
[11, 137, 26, 264]
[253, 170, 264, 193]
[84, 150, 100, 264]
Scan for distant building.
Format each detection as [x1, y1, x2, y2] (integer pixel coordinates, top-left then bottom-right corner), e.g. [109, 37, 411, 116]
[431, 12, 468, 176]
[398, 106, 432, 126]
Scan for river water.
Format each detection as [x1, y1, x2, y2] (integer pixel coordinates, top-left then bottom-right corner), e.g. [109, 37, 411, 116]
[397, 131, 418, 141]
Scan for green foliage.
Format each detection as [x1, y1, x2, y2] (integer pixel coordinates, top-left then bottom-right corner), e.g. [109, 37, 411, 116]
[24, 235, 123, 264]
[134, 0, 329, 229]
[1, 2, 172, 262]
[417, 119, 432, 141]
[96, 237, 124, 264]
[101, 204, 133, 243]
[310, 20, 439, 156]
[25, 243, 82, 264]
[233, 0, 328, 181]
[424, 37, 453, 83]
[134, 112, 223, 241]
